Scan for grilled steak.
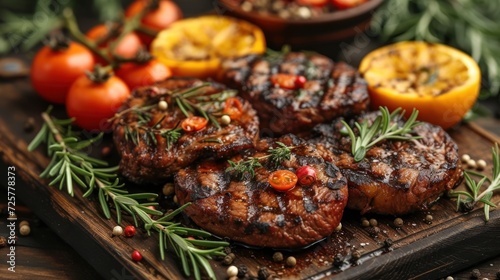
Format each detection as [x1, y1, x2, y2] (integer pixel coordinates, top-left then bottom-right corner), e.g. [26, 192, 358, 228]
[112, 77, 259, 185]
[220, 52, 370, 136]
[174, 135, 348, 248]
[310, 111, 463, 215]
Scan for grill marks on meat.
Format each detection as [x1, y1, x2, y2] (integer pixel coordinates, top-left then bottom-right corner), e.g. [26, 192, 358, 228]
[220, 52, 369, 136]
[174, 135, 348, 248]
[112, 77, 259, 185]
[310, 111, 463, 215]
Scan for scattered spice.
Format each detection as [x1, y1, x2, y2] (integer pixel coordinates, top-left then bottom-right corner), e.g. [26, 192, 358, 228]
[467, 159, 477, 169]
[394, 217, 404, 227]
[461, 154, 471, 163]
[361, 219, 370, 228]
[124, 225, 136, 237]
[446, 276, 454, 280]
[101, 146, 111, 157]
[384, 238, 393, 249]
[112, 225, 123, 236]
[162, 183, 175, 196]
[221, 115, 231, 125]
[351, 250, 361, 261]
[19, 225, 31, 236]
[471, 269, 481, 279]
[227, 265, 238, 278]
[424, 214, 433, 224]
[237, 264, 248, 278]
[158, 100, 168, 111]
[333, 253, 344, 267]
[335, 222, 342, 232]
[223, 253, 235, 265]
[19, 220, 29, 228]
[477, 159, 487, 171]
[258, 267, 270, 280]
[131, 250, 143, 261]
[369, 218, 378, 227]
[285, 256, 296, 267]
[272, 252, 284, 262]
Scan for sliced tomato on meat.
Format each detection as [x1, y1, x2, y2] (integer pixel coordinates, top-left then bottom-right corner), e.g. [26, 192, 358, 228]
[271, 74, 308, 90]
[331, 0, 367, 9]
[181, 116, 208, 132]
[223, 97, 244, 120]
[268, 170, 298, 192]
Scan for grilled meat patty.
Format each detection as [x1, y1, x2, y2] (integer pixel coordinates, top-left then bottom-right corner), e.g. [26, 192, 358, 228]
[220, 52, 370, 136]
[174, 135, 348, 248]
[310, 111, 463, 215]
[112, 77, 259, 185]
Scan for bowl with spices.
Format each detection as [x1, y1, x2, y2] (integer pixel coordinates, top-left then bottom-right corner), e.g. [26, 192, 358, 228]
[217, 0, 383, 48]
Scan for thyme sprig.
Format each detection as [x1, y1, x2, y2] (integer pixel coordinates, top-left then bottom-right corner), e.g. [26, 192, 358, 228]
[341, 107, 422, 162]
[449, 144, 500, 221]
[28, 108, 228, 280]
[226, 142, 294, 179]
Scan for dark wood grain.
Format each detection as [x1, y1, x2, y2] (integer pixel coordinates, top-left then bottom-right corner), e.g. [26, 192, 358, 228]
[1, 75, 499, 280]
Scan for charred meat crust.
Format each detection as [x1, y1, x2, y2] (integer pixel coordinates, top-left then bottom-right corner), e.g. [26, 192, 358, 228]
[174, 135, 348, 248]
[310, 111, 463, 215]
[220, 52, 370, 136]
[112, 77, 260, 185]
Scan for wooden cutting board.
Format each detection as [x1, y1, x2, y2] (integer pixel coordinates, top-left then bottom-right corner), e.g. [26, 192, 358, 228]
[1, 75, 499, 280]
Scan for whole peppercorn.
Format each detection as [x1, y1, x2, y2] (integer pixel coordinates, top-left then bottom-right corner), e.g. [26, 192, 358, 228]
[158, 100, 168, 111]
[477, 159, 487, 171]
[227, 265, 238, 278]
[19, 225, 31, 236]
[361, 219, 370, 227]
[24, 117, 35, 132]
[335, 222, 342, 232]
[369, 218, 378, 227]
[285, 256, 296, 267]
[467, 159, 477, 169]
[112, 225, 123, 236]
[445, 276, 454, 280]
[394, 217, 404, 227]
[351, 250, 361, 261]
[258, 267, 270, 280]
[471, 269, 481, 279]
[424, 214, 434, 224]
[384, 238, 393, 248]
[461, 154, 471, 163]
[162, 183, 175, 196]
[366, 226, 380, 237]
[223, 253, 235, 265]
[19, 220, 30, 228]
[131, 250, 142, 261]
[101, 146, 111, 157]
[124, 225, 136, 237]
[221, 115, 231, 125]
[333, 253, 344, 267]
[272, 252, 284, 262]
[237, 264, 248, 278]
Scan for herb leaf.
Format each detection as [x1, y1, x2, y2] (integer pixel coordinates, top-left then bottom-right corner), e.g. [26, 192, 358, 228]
[341, 107, 422, 161]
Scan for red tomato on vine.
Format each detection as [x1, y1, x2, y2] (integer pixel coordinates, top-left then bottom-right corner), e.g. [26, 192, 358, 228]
[86, 24, 142, 63]
[31, 41, 94, 104]
[66, 68, 130, 131]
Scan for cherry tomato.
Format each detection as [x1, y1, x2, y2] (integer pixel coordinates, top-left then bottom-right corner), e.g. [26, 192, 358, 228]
[271, 74, 307, 90]
[85, 24, 142, 64]
[331, 0, 367, 10]
[222, 97, 244, 120]
[31, 42, 94, 104]
[125, 0, 183, 46]
[66, 73, 130, 131]
[297, 0, 328, 7]
[296, 166, 317, 186]
[181, 116, 208, 132]
[268, 170, 298, 192]
[115, 59, 172, 90]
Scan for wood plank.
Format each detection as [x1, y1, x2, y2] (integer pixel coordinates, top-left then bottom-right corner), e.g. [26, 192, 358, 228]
[1, 74, 499, 280]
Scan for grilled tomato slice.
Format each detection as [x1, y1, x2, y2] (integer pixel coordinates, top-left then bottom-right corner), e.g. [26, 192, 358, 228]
[151, 15, 266, 79]
[359, 41, 481, 129]
[268, 170, 298, 192]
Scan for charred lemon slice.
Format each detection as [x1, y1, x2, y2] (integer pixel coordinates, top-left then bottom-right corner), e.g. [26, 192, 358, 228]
[151, 15, 266, 79]
[359, 41, 481, 129]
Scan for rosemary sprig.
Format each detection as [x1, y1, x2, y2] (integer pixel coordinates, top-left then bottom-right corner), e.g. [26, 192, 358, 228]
[226, 142, 293, 179]
[449, 144, 500, 221]
[341, 107, 422, 162]
[29, 108, 228, 280]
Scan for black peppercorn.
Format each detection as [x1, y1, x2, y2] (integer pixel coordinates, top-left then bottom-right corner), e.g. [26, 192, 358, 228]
[258, 267, 270, 280]
[470, 268, 481, 279]
[237, 264, 248, 278]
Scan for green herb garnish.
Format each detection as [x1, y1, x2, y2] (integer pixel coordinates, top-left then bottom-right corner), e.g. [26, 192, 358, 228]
[226, 142, 294, 179]
[449, 144, 500, 221]
[341, 107, 421, 162]
[28, 107, 227, 280]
